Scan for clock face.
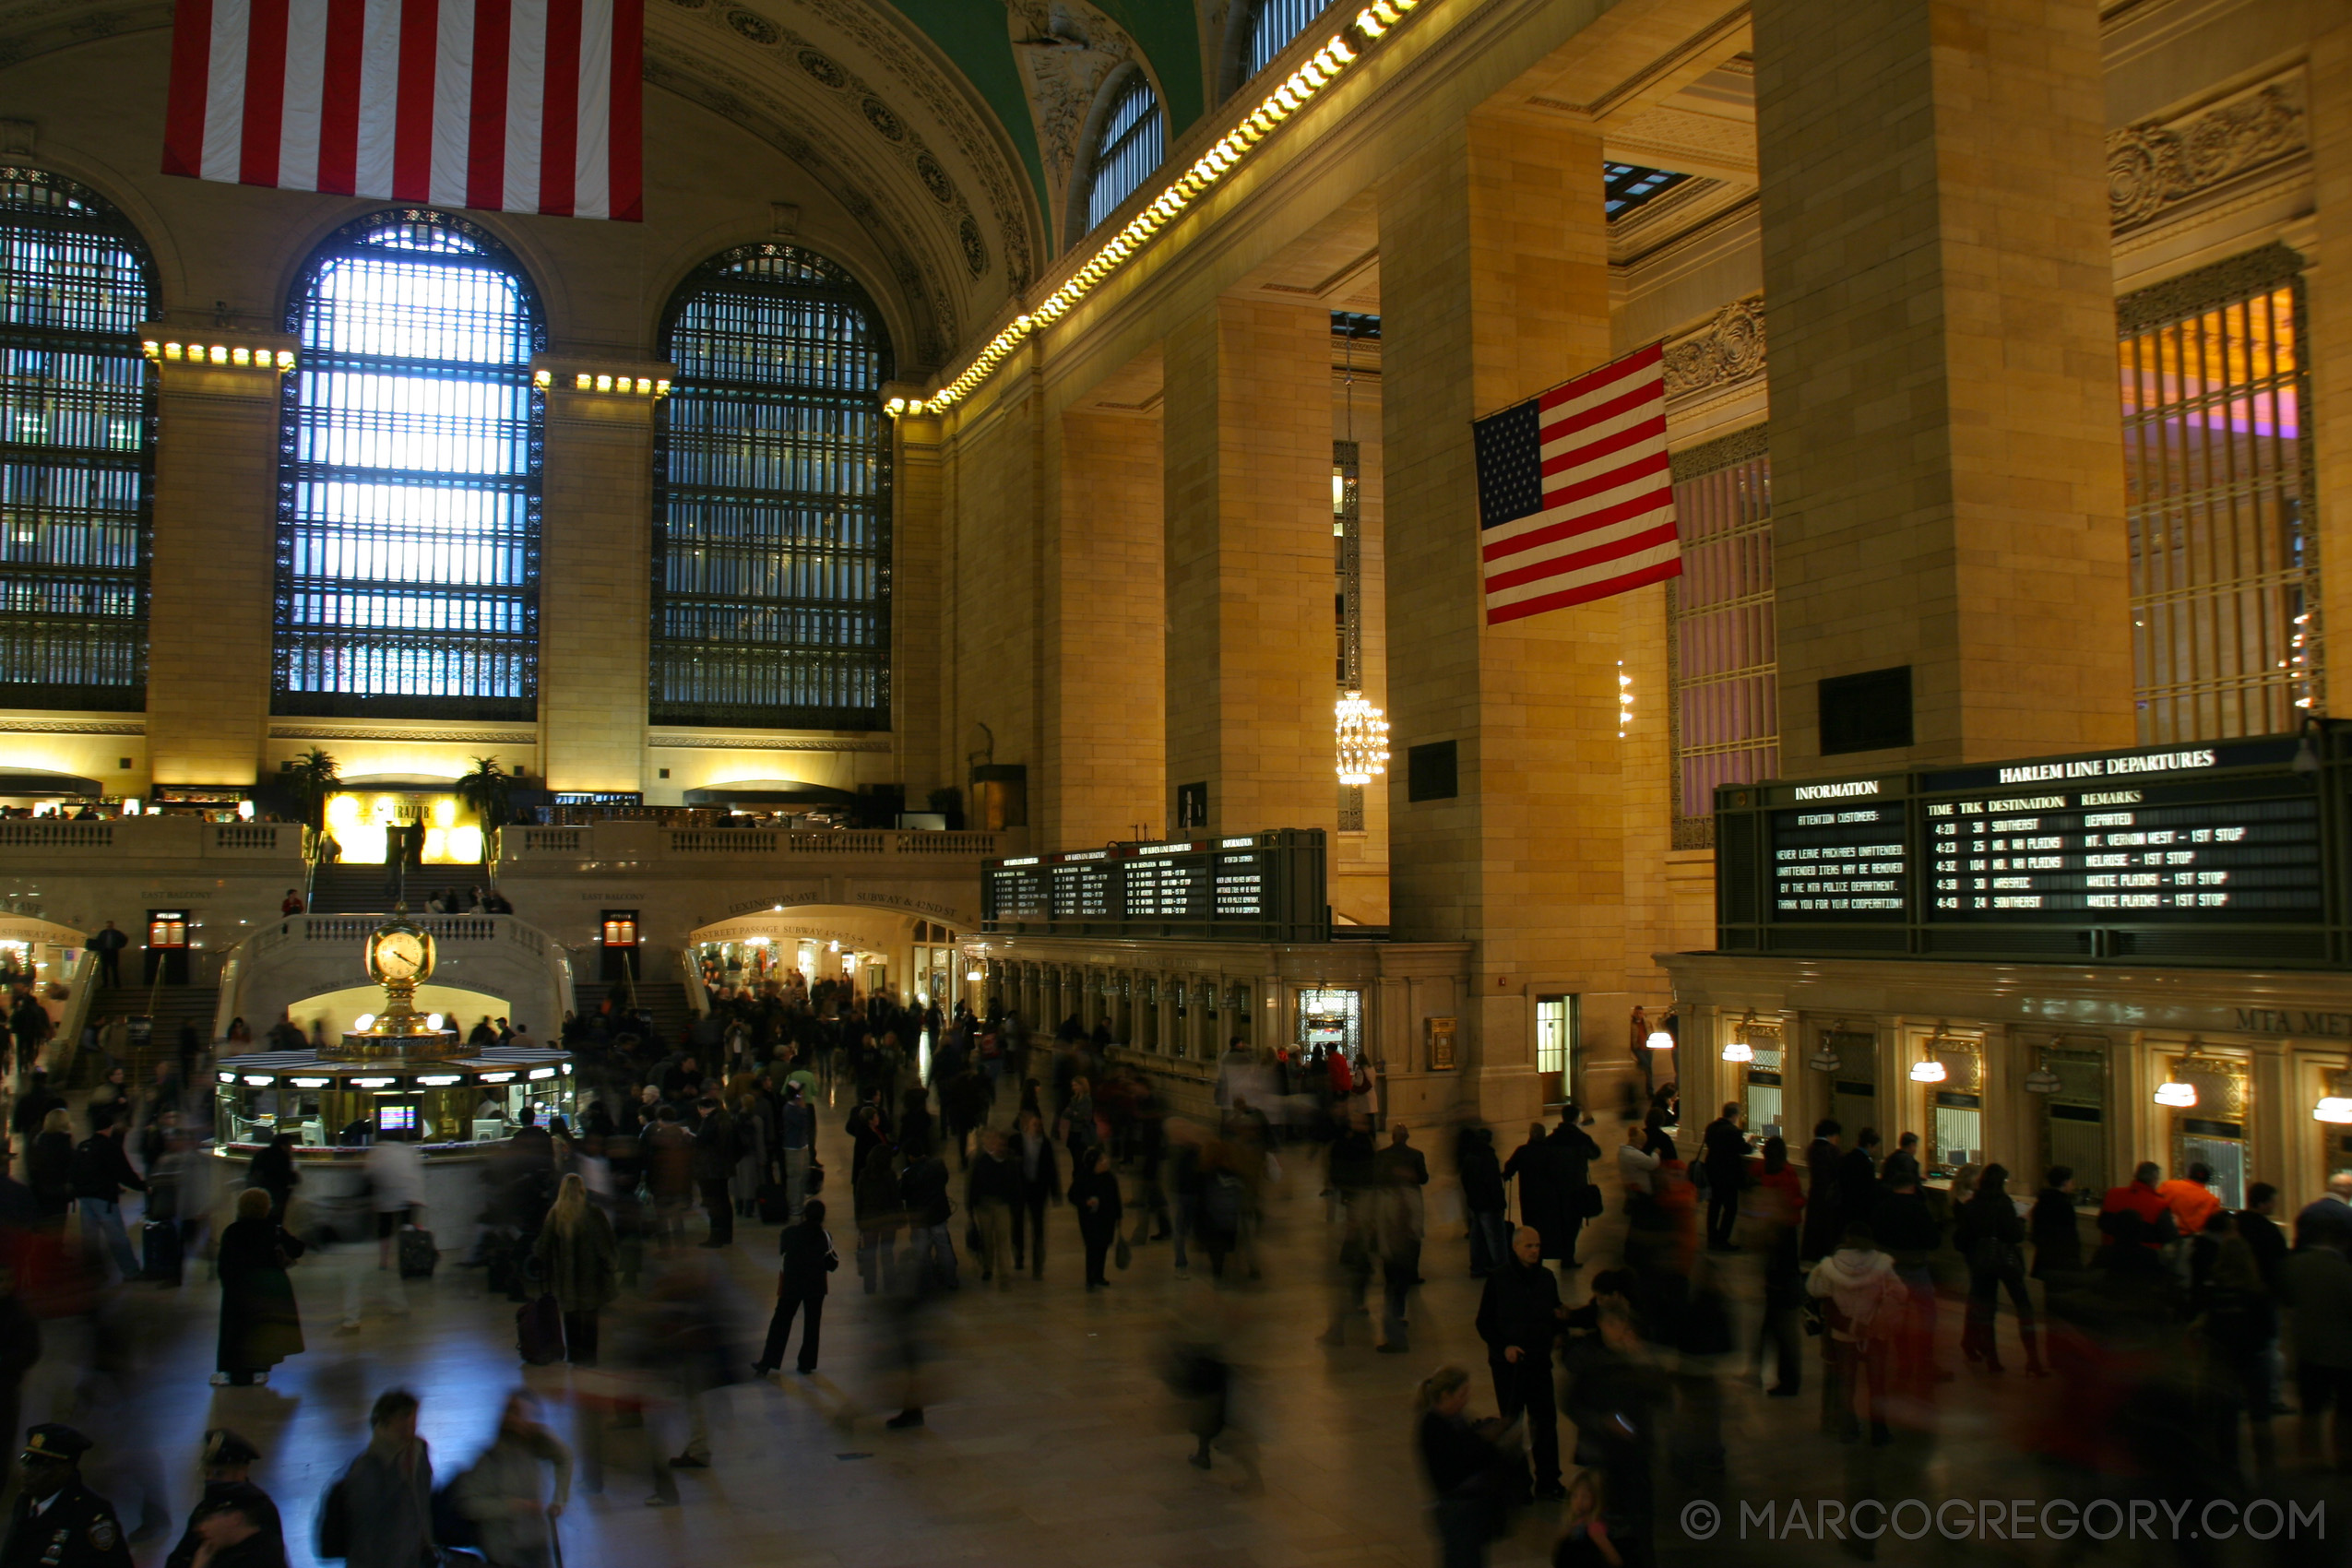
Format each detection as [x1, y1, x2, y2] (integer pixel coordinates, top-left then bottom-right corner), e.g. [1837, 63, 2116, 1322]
[374, 931, 427, 980]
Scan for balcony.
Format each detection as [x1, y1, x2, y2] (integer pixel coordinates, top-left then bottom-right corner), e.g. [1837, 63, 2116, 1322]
[500, 825, 1002, 866]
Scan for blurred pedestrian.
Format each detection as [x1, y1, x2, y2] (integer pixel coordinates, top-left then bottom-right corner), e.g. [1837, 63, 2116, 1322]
[1073, 1146, 1123, 1290]
[213, 1188, 304, 1388]
[162, 1430, 283, 1568]
[1955, 1162, 2042, 1375]
[451, 1391, 571, 1568]
[321, 1390, 433, 1568]
[532, 1174, 618, 1366]
[1416, 1364, 1513, 1568]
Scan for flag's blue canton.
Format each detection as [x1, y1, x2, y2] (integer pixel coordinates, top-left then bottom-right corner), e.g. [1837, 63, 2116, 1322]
[1473, 398, 1543, 530]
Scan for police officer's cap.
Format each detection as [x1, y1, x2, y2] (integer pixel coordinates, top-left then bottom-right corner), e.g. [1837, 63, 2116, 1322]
[200, 1429, 262, 1467]
[20, 1423, 93, 1464]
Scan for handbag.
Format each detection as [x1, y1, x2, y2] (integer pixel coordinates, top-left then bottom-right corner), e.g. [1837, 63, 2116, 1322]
[1576, 1183, 1604, 1218]
[1114, 1234, 1133, 1271]
[965, 1219, 982, 1254]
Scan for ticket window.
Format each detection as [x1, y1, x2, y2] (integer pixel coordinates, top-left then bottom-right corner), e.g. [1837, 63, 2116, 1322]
[145, 909, 190, 984]
[1534, 996, 1574, 1109]
[1924, 1037, 1985, 1180]
[1303, 988, 1367, 1074]
[1741, 1026, 1786, 1144]
[2038, 1046, 2109, 1205]
[2168, 1054, 2251, 1210]
[600, 909, 639, 984]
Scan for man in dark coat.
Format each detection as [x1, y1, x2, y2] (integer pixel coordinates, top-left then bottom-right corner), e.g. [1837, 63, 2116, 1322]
[1545, 1108, 1601, 1267]
[163, 1430, 285, 1568]
[691, 1097, 735, 1247]
[86, 922, 127, 989]
[1474, 1227, 1566, 1499]
[1835, 1127, 1883, 1231]
[1503, 1124, 1562, 1260]
[2, 1424, 133, 1568]
[1700, 1102, 1749, 1252]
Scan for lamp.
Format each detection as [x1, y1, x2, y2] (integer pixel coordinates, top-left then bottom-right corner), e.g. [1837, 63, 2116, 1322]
[2022, 1061, 2062, 1095]
[1809, 1020, 1847, 1075]
[2316, 1097, 2352, 1124]
[1335, 691, 1391, 786]
[2155, 1079, 2198, 1108]
[1909, 1059, 1948, 1083]
[1722, 1007, 1755, 1063]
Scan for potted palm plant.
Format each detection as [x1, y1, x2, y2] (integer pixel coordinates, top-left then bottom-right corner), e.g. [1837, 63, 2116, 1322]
[453, 756, 515, 883]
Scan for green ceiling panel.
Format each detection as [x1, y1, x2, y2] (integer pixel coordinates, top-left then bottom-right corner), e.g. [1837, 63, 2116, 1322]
[882, 1, 1206, 218]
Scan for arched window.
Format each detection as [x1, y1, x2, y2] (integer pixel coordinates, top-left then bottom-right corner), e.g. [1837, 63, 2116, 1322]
[1085, 72, 1164, 232]
[653, 245, 891, 731]
[0, 169, 155, 710]
[278, 210, 543, 719]
[1244, 0, 1333, 80]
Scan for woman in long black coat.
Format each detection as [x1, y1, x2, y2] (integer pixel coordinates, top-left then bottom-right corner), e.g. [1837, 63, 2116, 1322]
[27, 1108, 74, 1225]
[216, 1186, 305, 1385]
[1071, 1147, 1123, 1290]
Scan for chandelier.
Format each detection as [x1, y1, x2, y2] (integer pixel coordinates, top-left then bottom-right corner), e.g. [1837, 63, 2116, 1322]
[1336, 690, 1391, 786]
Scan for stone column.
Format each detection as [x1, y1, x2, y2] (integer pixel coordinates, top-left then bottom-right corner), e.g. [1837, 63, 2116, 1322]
[535, 361, 664, 792]
[2310, 13, 2352, 708]
[145, 336, 295, 784]
[1045, 405, 1166, 846]
[1376, 106, 1621, 1128]
[1753, 0, 2135, 775]
[1160, 298, 1336, 838]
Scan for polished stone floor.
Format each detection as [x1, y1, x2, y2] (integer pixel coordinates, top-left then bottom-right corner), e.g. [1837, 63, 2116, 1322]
[26, 1110, 2350, 1568]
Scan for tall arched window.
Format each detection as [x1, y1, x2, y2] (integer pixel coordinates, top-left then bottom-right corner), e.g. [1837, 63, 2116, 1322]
[278, 210, 543, 719]
[1244, 0, 1333, 79]
[1085, 72, 1164, 232]
[0, 168, 154, 710]
[653, 245, 891, 731]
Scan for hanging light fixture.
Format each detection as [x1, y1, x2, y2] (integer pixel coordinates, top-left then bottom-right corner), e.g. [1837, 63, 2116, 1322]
[2315, 1096, 2352, 1124]
[1336, 691, 1391, 786]
[1809, 1019, 1846, 1075]
[2154, 1078, 2198, 1108]
[1721, 1007, 1756, 1063]
[1909, 1058, 1948, 1083]
[1645, 1006, 1676, 1051]
[2022, 1060, 2062, 1095]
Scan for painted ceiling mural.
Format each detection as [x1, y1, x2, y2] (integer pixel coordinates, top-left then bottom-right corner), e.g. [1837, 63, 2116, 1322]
[0, 0, 1222, 371]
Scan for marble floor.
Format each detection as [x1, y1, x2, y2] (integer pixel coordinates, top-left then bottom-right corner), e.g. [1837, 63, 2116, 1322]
[25, 1112, 2349, 1568]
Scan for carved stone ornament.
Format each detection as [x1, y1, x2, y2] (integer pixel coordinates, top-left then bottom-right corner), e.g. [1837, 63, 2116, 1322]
[2108, 79, 2305, 232]
[1662, 295, 1764, 403]
[1006, 0, 1133, 186]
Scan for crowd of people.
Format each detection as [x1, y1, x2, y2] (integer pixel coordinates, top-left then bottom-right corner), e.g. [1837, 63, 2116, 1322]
[9, 973, 2352, 1566]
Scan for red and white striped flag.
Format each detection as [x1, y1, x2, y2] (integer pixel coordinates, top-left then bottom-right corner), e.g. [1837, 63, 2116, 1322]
[162, 0, 644, 221]
[1472, 341, 1680, 625]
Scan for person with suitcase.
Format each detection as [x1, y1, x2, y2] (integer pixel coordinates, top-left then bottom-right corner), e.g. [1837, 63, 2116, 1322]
[531, 1175, 617, 1365]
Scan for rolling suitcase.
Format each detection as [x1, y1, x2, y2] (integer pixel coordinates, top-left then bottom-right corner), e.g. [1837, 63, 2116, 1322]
[398, 1225, 440, 1279]
[756, 1182, 792, 1224]
[141, 1220, 183, 1284]
[517, 1294, 563, 1365]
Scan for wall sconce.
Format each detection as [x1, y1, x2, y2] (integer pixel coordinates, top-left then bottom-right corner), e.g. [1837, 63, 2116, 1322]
[1722, 1007, 1756, 1063]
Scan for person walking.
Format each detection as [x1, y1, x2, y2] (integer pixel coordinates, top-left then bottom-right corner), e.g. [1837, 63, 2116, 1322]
[852, 1138, 902, 1295]
[1800, 1119, 1844, 1262]
[1012, 1108, 1061, 1280]
[1415, 1365, 1514, 1568]
[1954, 1163, 2042, 1375]
[752, 1199, 837, 1375]
[1806, 1225, 1901, 1444]
[1459, 1127, 1508, 1277]
[322, 1390, 433, 1568]
[450, 1391, 571, 1568]
[2285, 1225, 2352, 1469]
[1545, 1110, 1602, 1268]
[690, 1097, 735, 1247]
[898, 1145, 957, 1290]
[87, 921, 127, 988]
[1745, 1135, 1807, 1396]
[777, 1084, 815, 1215]
[28, 1107, 74, 1224]
[1072, 1146, 1123, 1290]
[67, 1121, 146, 1282]
[967, 1131, 1019, 1287]
[2028, 1166, 2084, 1289]
[532, 1175, 618, 1366]
[246, 1134, 299, 1225]
[214, 1188, 304, 1387]
[1474, 1226, 1566, 1499]
[1503, 1124, 1560, 1262]
[1700, 1102, 1747, 1252]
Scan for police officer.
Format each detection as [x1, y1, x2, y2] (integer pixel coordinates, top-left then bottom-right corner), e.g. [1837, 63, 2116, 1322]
[1, 1424, 133, 1568]
[164, 1431, 285, 1568]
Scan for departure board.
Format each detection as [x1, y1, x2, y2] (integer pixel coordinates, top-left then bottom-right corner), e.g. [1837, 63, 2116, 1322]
[1772, 802, 1908, 920]
[1924, 785, 2321, 920]
[982, 831, 1327, 940]
[1712, 732, 2348, 968]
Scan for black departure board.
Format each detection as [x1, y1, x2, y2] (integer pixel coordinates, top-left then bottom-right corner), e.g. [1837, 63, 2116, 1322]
[1772, 802, 1907, 919]
[1925, 785, 2320, 919]
[1713, 731, 2352, 968]
[983, 830, 1327, 941]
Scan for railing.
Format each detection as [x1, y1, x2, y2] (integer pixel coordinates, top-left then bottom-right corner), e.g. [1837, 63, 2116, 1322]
[679, 947, 710, 1017]
[500, 826, 996, 862]
[44, 950, 97, 1079]
[208, 824, 290, 853]
[213, 912, 573, 1044]
[0, 821, 112, 849]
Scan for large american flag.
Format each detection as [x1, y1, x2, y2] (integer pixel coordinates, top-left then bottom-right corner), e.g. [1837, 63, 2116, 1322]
[1473, 341, 1681, 625]
[161, 0, 644, 221]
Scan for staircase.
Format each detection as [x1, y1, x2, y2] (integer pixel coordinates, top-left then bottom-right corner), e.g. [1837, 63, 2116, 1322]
[633, 980, 695, 1052]
[307, 864, 397, 914]
[88, 983, 221, 1081]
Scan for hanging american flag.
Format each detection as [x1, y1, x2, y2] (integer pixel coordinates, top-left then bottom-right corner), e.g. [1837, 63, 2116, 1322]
[161, 0, 644, 221]
[1473, 341, 1680, 625]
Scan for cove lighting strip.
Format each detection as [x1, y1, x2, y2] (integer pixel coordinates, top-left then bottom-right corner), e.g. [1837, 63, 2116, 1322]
[886, 0, 1428, 420]
[532, 369, 671, 397]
